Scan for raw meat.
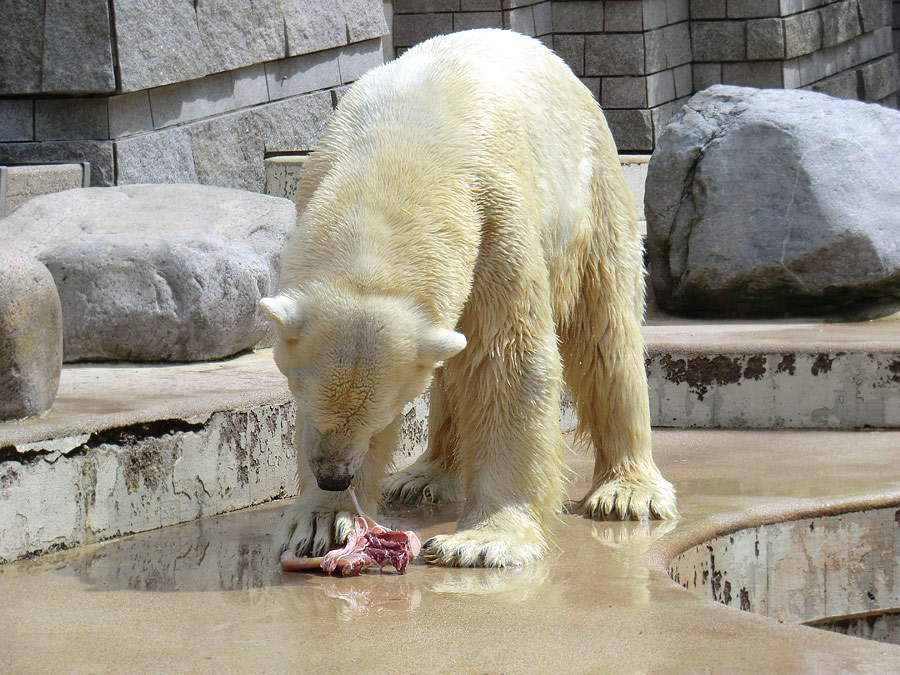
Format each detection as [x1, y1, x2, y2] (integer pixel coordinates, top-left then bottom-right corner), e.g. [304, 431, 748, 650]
[279, 485, 421, 576]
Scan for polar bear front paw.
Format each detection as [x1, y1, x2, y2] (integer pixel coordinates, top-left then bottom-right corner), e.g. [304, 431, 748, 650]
[571, 474, 677, 521]
[422, 529, 547, 568]
[382, 459, 462, 505]
[271, 496, 356, 559]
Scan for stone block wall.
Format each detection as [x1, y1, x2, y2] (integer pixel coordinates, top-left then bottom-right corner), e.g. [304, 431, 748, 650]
[0, 1, 388, 188]
[393, 0, 554, 53]
[390, 0, 900, 151]
[691, 0, 900, 110]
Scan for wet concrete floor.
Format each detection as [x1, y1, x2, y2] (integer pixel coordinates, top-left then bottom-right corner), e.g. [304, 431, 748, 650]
[2, 429, 900, 673]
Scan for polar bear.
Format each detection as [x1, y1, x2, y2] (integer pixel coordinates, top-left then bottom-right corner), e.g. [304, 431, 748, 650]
[261, 29, 676, 568]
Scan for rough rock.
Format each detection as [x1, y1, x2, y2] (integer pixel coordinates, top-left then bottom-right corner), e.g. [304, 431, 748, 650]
[0, 249, 63, 420]
[0, 185, 297, 362]
[646, 85, 900, 318]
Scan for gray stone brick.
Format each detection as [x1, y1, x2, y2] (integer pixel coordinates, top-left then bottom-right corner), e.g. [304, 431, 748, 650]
[108, 91, 153, 139]
[674, 63, 693, 96]
[553, 1, 604, 33]
[693, 62, 723, 89]
[338, 39, 384, 83]
[35, 99, 108, 141]
[795, 50, 823, 86]
[783, 60, 802, 88]
[533, 1, 553, 35]
[643, 0, 668, 29]
[821, 0, 862, 48]
[783, 11, 822, 58]
[537, 33, 554, 50]
[0, 141, 114, 186]
[748, 18, 786, 60]
[664, 22, 692, 67]
[668, 0, 690, 23]
[647, 69, 676, 106]
[233, 64, 270, 108]
[340, 0, 390, 42]
[579, 76, 601, 99]
[857, 0, 892, 31]
[116, 127, 199, 186]
[42, 0, 116, 94]
[859, 53, 900, 101]
[196, 0, 283, 72]
[264, 49, 342, 101]
[805, 68, 860, 99]
[604, 108, 653, 152]
[602, 76, 648, 108]
[778, 0, 803, 14]
[691, 21, 747, 61]
[0, 2, 43, 94]
[455, 11, 504, 29]
[554, 34, 586, 75]
[722, 60, 784, 87]
[461, 0, 502, 8]
[392, 13, 453, 47]
[503, 0, 543, 7]
[645, 29, 669, 73]
[0, 100, 34, 142]
[690, 0, 726, 20]
[114, 0, 209, 92]
[727, 0, 780, 18]
[393, 0, 460, 11]
[150, 71, 240, 130]
[282, 0, 348, 55]
[505, 6, 537, 34]
[585, 33, 645, 76]
[605, 1, 643, 31]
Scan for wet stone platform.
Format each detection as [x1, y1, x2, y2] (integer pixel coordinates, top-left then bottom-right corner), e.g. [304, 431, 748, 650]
[2, 430, 899, 673]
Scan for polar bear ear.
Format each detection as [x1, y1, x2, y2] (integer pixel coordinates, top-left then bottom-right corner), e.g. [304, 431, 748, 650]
[259, 293, 305, 340]
[419, 328, 467, 366]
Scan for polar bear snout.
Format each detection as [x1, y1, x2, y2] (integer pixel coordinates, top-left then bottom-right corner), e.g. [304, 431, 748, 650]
[301, 423, 366, 492]
[315, 473, 352, 492]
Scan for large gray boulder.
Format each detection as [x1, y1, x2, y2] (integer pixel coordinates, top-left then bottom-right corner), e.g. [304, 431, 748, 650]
[0, 249, 63, 420]
[0, 185, 296, 362]
[646, 85, 900, 318]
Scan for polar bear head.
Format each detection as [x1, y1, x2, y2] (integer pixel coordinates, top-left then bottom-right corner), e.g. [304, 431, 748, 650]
[260, 290, 466, 491]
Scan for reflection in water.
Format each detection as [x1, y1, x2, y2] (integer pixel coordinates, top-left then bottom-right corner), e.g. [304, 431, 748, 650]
[421, 562, 551, 601]
[62, 517, 279, 593]
[590, 519, 678, 548]
[307, 576, 422, 618]
[32, 502, 559, 616]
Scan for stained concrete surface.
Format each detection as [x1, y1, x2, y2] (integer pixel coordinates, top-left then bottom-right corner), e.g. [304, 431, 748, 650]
[2, 430, 900, 673]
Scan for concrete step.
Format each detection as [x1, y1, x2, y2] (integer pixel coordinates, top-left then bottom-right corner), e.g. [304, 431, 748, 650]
[644, 315, 900, 429]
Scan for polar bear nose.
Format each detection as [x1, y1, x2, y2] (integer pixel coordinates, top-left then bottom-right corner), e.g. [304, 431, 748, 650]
[316, 474, 352, 491]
